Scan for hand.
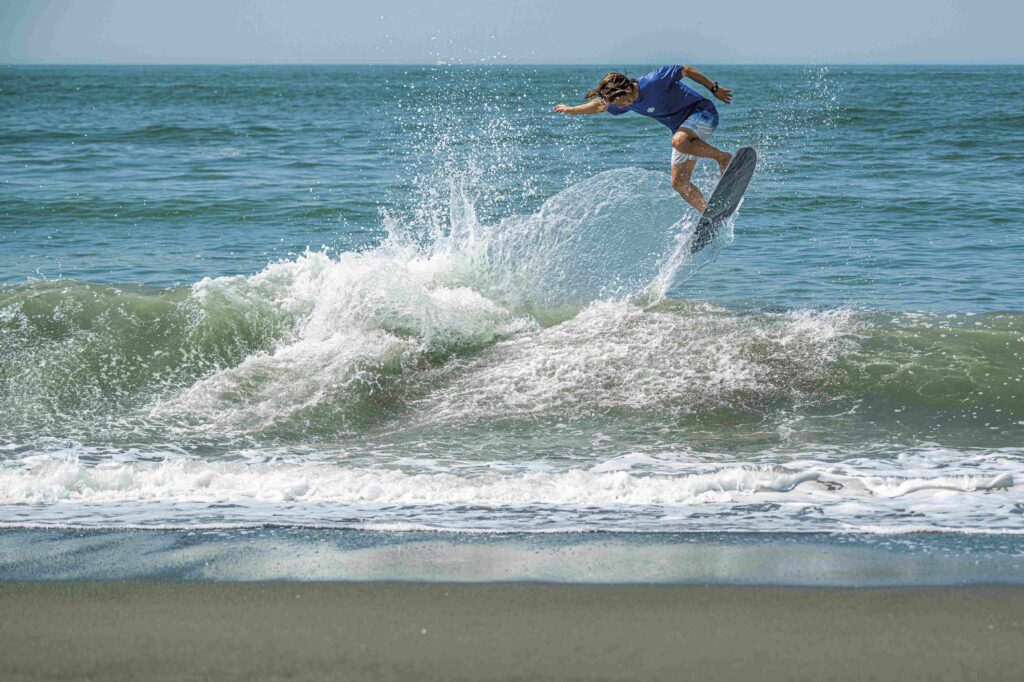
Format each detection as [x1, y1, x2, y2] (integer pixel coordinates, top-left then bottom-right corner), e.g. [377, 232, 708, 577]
[553, 104, 571, 113]
[714, 87, 732, 104]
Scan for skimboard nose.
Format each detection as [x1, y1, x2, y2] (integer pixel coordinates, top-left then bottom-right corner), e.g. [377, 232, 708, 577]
[690, 147, 757, 254]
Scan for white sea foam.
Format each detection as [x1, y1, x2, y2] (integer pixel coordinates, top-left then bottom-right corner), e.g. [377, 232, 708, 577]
[149, 246, 531, 433]
[412, 302, 854, 423]
[1, 448, 1019, 533]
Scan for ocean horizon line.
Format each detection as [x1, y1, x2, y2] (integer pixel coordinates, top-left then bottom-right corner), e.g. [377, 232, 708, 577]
[4, 61, 1023, 68]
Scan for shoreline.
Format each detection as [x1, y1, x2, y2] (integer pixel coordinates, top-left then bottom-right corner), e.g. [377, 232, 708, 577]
[3, 582, 1023, 681]
[4, 528, 1024, 584]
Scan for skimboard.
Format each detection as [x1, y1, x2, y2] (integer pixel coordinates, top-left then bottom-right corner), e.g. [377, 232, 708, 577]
[690, 146, 757, 253]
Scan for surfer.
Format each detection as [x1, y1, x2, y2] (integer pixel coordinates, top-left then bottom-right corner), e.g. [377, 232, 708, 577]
[554, 66, 734, 213]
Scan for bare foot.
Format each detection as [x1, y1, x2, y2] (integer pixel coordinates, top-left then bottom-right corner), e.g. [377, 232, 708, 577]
[717, 153, 733, 175]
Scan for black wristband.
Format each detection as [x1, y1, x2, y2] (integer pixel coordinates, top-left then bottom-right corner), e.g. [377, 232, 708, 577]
[711, 82, 719, 94]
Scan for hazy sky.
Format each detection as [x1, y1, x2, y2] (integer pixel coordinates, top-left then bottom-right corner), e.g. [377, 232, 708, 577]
[2, 0, 1022, 64]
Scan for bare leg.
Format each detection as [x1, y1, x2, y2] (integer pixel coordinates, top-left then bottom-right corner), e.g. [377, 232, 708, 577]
[672, 128, 732, 175]
[671, 159, 706, 212]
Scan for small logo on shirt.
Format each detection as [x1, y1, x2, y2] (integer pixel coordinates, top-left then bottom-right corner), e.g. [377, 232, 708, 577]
[647, 107, 655, 113]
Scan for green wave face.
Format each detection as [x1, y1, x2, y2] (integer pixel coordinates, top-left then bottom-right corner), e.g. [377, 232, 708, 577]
[2, 268, 1022, 452]
[0, 279, 289, 441]
[827, 312, 1024, 442]
[840, 312, 1023, 407]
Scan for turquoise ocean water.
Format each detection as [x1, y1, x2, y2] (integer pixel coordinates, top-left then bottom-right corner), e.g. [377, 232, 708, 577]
[1, 65, 1023, 537]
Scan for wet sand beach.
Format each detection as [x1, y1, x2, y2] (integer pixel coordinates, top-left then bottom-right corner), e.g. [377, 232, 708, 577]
[2, 582, 1023, 681]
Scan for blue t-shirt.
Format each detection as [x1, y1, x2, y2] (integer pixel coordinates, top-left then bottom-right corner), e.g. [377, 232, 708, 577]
[606, 65, 709, 131]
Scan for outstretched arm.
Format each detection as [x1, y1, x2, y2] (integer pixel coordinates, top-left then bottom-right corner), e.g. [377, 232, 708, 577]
[682, 65, 732, 104]
[553, 99, 608, 115]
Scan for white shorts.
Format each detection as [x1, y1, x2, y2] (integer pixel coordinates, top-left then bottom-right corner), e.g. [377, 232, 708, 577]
[670, 104, 720, 166]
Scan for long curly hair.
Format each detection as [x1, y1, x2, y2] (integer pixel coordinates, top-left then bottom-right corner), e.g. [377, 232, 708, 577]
[585, 72, 636, 102]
